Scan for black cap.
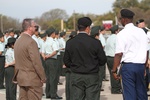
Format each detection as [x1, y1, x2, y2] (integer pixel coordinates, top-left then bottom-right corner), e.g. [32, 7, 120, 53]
[136, 19, 144, 25]
[55, 30, 59, 35]
[110, 25, 119, 33]
[45, 27, 55, 36]
[14, 30, 21, 34]
[35, 25, 39, 32]
[120, 9, 135, 18]
[100, 26, 105, 31]
[39, 33, 47, 38]
[78, 17, 92, 28]
[90, 26, 100, 36]
[0, 32, 4, 38]
[60, 32, 66, 37]
[69, 31, 77, 38]
[7, 38, 16, 44]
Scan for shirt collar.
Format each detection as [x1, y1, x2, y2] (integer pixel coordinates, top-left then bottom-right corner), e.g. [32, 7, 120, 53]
[124, 23, 134, 28]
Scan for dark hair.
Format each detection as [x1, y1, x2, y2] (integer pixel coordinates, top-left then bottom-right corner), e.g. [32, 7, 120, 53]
[22, 18, 34, 31]
[6, 42, 15, 48]
[60, 32, 66, 37]
[90, 33, 99, 38]
[35, 26, 39, 32]
[77, 25, 87, 31]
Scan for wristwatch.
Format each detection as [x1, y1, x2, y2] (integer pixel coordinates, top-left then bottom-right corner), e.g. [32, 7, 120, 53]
[111, 70, 117, 73]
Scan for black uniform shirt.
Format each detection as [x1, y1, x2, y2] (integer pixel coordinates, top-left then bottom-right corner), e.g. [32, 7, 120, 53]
[64, 33, 107, 74]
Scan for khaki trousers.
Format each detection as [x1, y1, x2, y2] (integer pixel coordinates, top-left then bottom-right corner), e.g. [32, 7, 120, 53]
[19, 86, 43, 100]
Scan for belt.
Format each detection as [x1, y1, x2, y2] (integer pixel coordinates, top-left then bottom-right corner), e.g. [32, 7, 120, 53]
[46, 58, 56, 60]
[0, 56, 5, 57]
[107, 56, 114, 58]
[122, 62, 144, 65]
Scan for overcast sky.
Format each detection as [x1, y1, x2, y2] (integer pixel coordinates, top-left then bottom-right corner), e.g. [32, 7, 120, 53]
[0, 0, 115, 21]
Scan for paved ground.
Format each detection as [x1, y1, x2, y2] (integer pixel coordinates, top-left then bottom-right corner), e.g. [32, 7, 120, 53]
[0, 69, 150, 100]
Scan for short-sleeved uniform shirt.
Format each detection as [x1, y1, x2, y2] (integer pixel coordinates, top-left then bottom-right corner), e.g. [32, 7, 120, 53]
[105, 34, 116, 57]
[115, 23, 148, 63]
[5, 48, 15, 64]
[44, 37, 58, 59]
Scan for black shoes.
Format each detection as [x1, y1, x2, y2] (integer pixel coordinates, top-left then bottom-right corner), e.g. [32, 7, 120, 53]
[46, 95, 63, 99]
[101, 88, 104, 91]
[111, 91, 122, 94]
[103, 79, 109, 81]
[46, 96, 51, 99]
[51, 96, 63, 99]
[0, 86, 5, 89]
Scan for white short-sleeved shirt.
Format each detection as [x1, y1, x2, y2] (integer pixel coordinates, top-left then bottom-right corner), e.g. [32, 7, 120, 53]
[32, 35, 40, 49]
[0, 42, 5, 56]
[105, 34, 116, 57]
[55, 38, 60, 55]
[39, 38, 46, 53]
[58, 37, 66, 52]
[147, 31, 150, 58]
[115, 23, 148, 63]
[5, 48, 15, 64]
[44, 37, 58, 59]
[99, 34, 106, 47]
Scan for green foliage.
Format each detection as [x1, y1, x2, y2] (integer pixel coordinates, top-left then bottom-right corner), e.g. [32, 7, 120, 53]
[0, 15, 21, 32]
[113, 0, 139, 9]
[139, 0, 150, 11]
[1, 0, 150, 31]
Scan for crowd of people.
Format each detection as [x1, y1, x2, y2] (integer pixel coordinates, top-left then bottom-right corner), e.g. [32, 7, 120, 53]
[0, 8, 150, 100]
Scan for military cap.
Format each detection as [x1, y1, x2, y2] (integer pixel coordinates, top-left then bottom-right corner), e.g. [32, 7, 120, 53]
[45, 27, 55, 36]
[35, 25, 39, 32]
[60, 32, 66, 37]
[120, 9, 135, 18]
[0, 32, 4, 38]
[90, 26, 100, 36]
[69, 31, 77, 38]
[55, 30, 59, 35]
[100, 26, 105, 31]
[136, 19, 144, 25]
[78, 17, 92, 27]
[39, 33, 47, 38]
[110, 25, 119, 33]
[7, 38, 16, 44]
[14, 30, 21, 34]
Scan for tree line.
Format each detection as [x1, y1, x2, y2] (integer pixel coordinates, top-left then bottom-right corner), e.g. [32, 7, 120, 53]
[0, 0, 150, 32]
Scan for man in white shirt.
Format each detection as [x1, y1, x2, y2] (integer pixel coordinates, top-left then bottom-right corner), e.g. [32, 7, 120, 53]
[112, 9, 148, 100]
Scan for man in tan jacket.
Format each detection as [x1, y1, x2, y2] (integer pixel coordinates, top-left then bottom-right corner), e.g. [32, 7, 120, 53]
[13, 18, 46, 100]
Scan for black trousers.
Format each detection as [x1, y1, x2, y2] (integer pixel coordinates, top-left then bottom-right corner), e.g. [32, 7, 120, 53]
[45, 58, 59, 97]
[5, 66, 17, 100]
[65, 68, 72, 100]
[57, 55, 62, 83]
[0, 56, 5, 88]
[106, 56, 121, 93]
[60, 52, 67, 76]
[70, 72, 100, 100]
